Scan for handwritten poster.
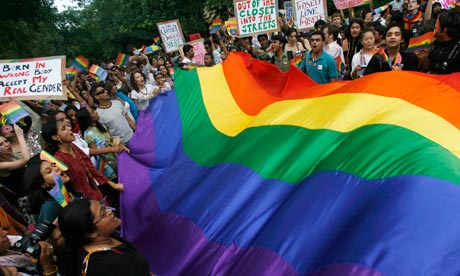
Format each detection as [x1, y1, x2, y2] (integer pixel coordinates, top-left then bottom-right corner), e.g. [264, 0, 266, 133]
[0, 56, 66, 101]
[234, 0, 280, 37]
[179, 39, 206, 65]
[293, 0, 327, 31]
[157, 20, 186, 53]
[333, 0, 368, 10]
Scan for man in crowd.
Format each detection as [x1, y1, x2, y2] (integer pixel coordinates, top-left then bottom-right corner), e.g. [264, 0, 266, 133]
[269, 35, 290, 72]
[182, 44, 195, 64]
[300, 31, 338, 84]
[421, 9, 460, 74]
[204, 39, 222, 65]
[323, 24, 345, 78]
[91, 86, 135, 144]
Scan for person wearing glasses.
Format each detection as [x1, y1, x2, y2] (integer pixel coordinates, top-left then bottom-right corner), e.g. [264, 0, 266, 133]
[58, 199, 151, 276]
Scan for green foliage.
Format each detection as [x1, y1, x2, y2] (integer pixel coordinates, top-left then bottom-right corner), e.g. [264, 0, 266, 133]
[0, 0, 391, 62]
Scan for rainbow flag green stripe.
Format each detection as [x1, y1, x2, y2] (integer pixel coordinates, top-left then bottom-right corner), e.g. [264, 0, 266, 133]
[175, 69, 460, 184]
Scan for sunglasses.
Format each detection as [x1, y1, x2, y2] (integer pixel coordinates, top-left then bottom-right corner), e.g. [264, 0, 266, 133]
[95, 89, 107, 95]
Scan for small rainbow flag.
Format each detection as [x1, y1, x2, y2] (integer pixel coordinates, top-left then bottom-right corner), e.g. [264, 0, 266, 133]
[374, 4, 389, 14]
[169, 68, 175, 80]
[209, 19, 223, 34]
[88, 64, 108, 81]
[335, 56, 345, 74]
[0, 101, 29, 124]
[40, 150, 69, 171]
[48, 173, 71, 208]
[96, 157, 107, 174]
[287, 17, 294, 28]
[115, 53, 129, 67]
[290, 54, 303, 67]
[37, 99, 50, 108]
[65, 67, 77, 79]
[225, 18, 238, 36]
[407, 31, 434, 53]
[144, 45, 161, 55]
[67, 87, 76, 99]
[71, 55, 89, 72]
[153, 36, 161, 45]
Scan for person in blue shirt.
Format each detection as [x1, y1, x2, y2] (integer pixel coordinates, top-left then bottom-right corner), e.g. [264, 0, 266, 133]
[299, 31, 338, 84]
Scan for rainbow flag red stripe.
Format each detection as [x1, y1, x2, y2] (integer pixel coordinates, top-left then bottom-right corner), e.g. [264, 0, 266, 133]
[88, 64, 108, 81]
[65, 67, 77, 79]
[336, 56, 345, 74]
[407, 32, 433, 53]
[153, 36, 161, 44]
[209, 19, 223, 34]
[115, 53, 129, 67]
[0, 101, 29, 124]
[48, 174, 71, 207]
[290, 54, 303, 67]
[71, 55, 89, 72]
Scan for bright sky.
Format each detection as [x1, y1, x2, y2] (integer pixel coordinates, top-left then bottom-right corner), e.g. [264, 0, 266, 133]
[54, 0, 79, 12]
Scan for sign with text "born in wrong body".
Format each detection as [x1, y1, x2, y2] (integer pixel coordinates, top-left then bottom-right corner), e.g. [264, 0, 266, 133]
[157, 20, 186, 53]
[292, 0, 327, 31]
[234, 0, 280, 37]
[0, 56, 66, 101]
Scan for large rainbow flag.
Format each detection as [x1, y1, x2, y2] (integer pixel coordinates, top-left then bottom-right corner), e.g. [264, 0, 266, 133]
[119, 52, 460, 275]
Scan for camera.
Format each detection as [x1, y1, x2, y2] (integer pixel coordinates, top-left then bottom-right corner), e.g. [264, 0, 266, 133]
[11, 222, 55, 258]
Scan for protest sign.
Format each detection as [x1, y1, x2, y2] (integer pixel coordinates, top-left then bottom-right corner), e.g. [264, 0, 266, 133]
[293, 0, 327, 31]
[234, 0, 280, 37]
[179, 39, 206, 65]
[333, 0, 370, 10]
[157, 20, 186, 53]
[0, 56, 66, 101]
[435, 0, 456, 9]
[284, 1, 294, 26]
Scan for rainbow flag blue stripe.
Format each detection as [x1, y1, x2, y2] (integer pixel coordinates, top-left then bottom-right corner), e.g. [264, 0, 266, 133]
[119, 52, 460, 275]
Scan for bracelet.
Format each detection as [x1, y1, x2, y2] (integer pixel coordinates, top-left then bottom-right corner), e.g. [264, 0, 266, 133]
[43, 265, 58, 276]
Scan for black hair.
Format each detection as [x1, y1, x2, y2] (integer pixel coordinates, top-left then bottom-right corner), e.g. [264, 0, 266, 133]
[326, 24, 340, 41]
[286, 28, 298, 37]
[314, 19, 327, 30]
[271, 34, 287, 48]
[23, 155, 52, 215]
[347, 18, 365, 40]
[438, 9, 460, 39]
[158, 64, 171, 77]
[389, 10, 404, 25]
[129, 71, 147, 93]
[182, 44, 193, 55]
[59, 199, 96, 276]
[257, 33, 269, 40]
[384, 23, 404, 37]
[373, 23, 386, 36]
[310, 30, 325, 41]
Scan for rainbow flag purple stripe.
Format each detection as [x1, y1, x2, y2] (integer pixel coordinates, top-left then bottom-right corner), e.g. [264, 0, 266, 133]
[119, 53, 460, 275]
[209, 19, 223, 34]
[88, 64, 108, 81]
[115, 53, 129, 67]
[71, 55, 89, 72]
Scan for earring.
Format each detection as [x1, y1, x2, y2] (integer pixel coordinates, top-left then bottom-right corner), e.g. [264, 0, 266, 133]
[57, 137, 62, 143]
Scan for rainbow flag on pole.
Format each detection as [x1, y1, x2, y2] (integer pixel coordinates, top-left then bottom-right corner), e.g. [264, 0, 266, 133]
[48, 174, 71, 208]
[374, 4, 389, 13]
[115, 53, 129, 67]
[65, 67, 77, 79]
[88, 64, 108, 81]
[119, 52, 460, 276]
[225, 18, 238, 36]
[71, 55, 89, 72]
[0, 101, 29, 124]
[40, 150, 69, 171]
[290, 54, 303, 67]
[209, 19, 223, 34]
[407, 31, 434, 53]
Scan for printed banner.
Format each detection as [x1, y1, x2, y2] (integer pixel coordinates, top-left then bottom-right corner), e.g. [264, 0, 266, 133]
[0, 56, 66, 101]
[293, 0, 328, 30]
[157, 20, 186, 53]
[284, 1, 294, 26]
[234, 0, 280, 37]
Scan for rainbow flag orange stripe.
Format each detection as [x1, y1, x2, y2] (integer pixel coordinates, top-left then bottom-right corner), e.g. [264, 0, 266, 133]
[89, 64, 108, 81]
[0, 101, 29, 124]
[115, 53, 129, 67]
[40, 150, 69, 171]
[48, 174, 71, 207]
[209, 19, 223, 34]
[407, 32, 433, 53]
[71, 55, 89, 72]
[65, 67, 77, 79]
[290, 54, 303, 67]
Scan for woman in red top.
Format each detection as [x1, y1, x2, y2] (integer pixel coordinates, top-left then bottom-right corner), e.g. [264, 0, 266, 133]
[41, 117, 123, 201]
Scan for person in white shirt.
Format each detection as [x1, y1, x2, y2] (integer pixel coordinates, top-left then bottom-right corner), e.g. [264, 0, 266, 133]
[323, 24, 346, 79]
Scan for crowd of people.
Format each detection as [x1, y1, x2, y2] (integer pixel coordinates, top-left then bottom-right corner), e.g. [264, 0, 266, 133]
[0, 0, 458, 275]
